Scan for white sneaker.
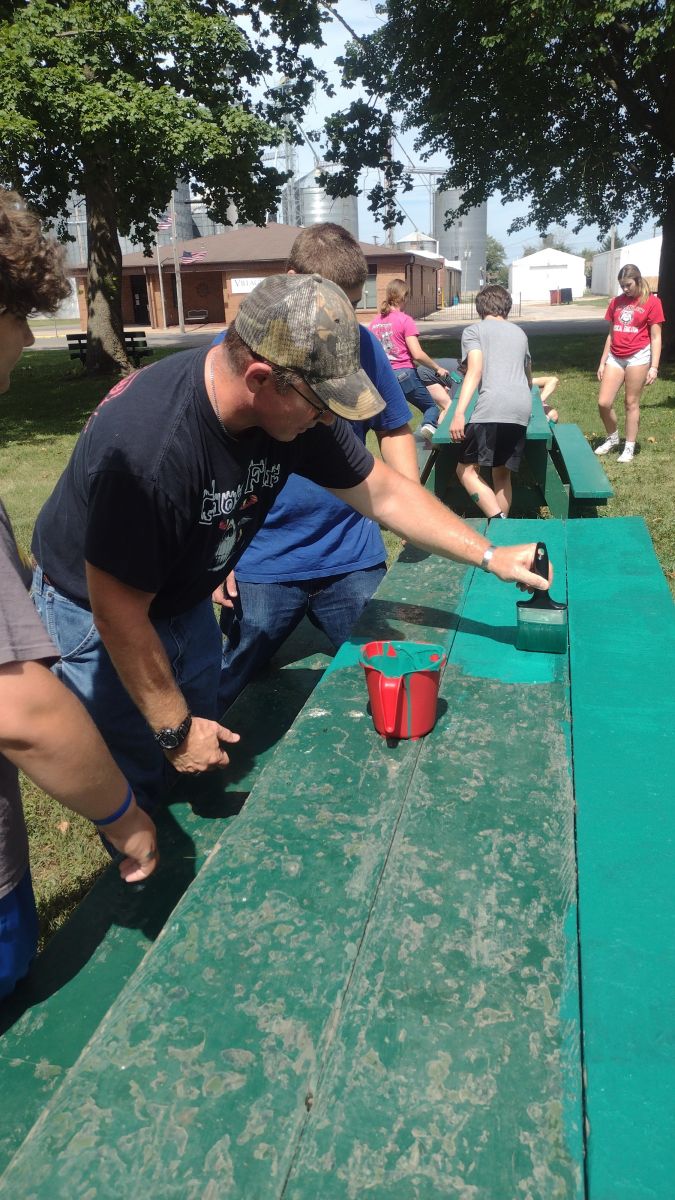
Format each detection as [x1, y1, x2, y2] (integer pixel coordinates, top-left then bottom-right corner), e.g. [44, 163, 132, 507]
[617, 446, 634, 463]
[420, 423, 437, 441]
[595, 434, 619, 456]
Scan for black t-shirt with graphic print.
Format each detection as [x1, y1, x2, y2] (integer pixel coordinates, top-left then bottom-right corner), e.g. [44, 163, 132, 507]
[32, 347, 374, 619]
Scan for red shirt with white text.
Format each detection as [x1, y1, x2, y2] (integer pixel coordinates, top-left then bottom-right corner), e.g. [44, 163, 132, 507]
[604, 292, 664, 357]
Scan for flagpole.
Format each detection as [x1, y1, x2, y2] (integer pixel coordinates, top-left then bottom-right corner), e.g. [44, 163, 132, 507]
[156, 236, 168, 329]
[170, 194, 185, 334]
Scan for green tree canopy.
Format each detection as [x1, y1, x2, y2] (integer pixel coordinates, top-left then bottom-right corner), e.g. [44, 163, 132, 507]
[485, 234, 507, 284]
[523, 232, 572, 256]
[0, 0, 328, 371]
[598, 232, 627, 251]
[322, 0, 675, 355]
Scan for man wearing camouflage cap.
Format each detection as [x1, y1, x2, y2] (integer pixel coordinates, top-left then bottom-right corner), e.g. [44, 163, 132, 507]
[32, 273, 549, 815]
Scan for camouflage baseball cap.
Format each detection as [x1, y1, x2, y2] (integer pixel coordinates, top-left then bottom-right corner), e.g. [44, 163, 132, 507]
[233, 273, 385, 420]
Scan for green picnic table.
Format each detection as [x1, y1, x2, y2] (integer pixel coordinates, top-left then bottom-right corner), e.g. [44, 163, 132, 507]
[422, 362, 613, 519]
[0, 517, 672, 1198]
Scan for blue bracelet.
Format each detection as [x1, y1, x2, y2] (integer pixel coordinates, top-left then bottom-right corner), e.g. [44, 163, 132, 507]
[92, 784, 134, 827]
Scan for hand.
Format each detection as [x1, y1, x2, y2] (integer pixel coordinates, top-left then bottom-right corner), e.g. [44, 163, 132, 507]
[105, 801, 159, 883]
[212, 570, 238, 608]
[165, 715, 240, 774]
[450, 416, 465, 442]
[435, 366, 449, 380]
[597, 363, 605, 382]
[646, 366, 658, 385]
[488, 543, 553, 592]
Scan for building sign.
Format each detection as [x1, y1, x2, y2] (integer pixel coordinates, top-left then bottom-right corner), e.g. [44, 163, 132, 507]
[230, 276, 265, 294]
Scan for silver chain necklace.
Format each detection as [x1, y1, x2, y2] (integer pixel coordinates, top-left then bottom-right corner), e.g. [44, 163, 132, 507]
[208, 351, 235, 438]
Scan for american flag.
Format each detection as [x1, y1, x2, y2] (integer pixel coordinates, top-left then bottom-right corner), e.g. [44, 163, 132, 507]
[180, 248, 207, 265]
[157, 213, 173, 230]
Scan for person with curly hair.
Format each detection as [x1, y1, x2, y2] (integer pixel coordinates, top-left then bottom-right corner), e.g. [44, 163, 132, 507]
[0, 190, 158, 1001]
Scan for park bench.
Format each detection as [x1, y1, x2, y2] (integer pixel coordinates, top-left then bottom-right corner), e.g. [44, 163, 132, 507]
[0, 517, 672, 1197]
[66, 331, 153, 369]
[424, 361, 613, 517]
[186, 308, 209, 324]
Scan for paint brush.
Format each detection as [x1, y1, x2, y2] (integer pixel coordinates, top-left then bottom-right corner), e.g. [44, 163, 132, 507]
[516, 542, 568, 654]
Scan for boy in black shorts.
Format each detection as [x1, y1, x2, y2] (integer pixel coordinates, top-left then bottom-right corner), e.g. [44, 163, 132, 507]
[450, 285, 532, 518]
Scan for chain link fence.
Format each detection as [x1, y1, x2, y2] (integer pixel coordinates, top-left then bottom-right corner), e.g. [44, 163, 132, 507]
[427, 293, 522, 321]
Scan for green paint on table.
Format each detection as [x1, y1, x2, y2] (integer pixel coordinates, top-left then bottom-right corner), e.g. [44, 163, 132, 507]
[567, 517, 675, 1199]
[0, 553, 477, 1197]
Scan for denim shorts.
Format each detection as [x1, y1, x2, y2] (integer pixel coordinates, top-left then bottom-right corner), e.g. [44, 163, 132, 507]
[0, 869, 38, 1001]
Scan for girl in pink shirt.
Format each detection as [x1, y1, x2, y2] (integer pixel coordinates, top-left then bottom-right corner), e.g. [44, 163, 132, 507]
[369, 279, 450, 440]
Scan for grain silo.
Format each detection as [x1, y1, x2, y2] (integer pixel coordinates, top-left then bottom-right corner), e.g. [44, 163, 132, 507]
[290, 168, 359, 238]
[396, 231, 439, 255]
[433, 190, 487, 294]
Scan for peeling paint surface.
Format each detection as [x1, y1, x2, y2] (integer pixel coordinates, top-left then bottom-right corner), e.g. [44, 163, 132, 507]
[0, 527, 586, 1197]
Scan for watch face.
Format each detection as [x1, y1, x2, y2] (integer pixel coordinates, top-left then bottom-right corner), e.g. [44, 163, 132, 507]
[157, 728, 182, 749]
[155, 714, 192, 750]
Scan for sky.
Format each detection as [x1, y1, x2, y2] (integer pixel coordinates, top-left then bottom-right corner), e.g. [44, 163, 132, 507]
[290, 1, 654, 262]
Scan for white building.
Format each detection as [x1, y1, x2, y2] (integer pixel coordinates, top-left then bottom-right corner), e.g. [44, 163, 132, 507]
[591, 235, 662, 296]
[508, 248, 586, 303]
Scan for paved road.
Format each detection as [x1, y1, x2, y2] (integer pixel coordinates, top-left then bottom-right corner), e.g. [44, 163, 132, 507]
[27, 302, 607, 354]
[418, 301, 606, 341]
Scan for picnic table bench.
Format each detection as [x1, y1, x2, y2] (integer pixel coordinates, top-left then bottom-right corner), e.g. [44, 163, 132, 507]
[423, 360, 613, 518]
[0, 517, 672, 1198]
[66, 330, 153, 369]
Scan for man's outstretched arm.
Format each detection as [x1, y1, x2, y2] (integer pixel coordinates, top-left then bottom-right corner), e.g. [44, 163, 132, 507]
[330, 457, 551, 591]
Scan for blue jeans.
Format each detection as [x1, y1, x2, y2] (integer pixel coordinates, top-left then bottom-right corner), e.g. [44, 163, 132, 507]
[0, 869, 38, 1001]
[394, 368, 439, 428]
[31, 567, 222, 811]
[218, 565, 386, 714]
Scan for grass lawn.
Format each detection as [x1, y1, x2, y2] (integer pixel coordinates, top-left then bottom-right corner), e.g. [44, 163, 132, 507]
[2, 336, 673, 943]
[572, 295, 610, 308]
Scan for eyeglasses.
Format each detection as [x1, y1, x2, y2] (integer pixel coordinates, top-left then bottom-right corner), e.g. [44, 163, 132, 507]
[286, 377, 332, 418]
[247, 345, 332, 418]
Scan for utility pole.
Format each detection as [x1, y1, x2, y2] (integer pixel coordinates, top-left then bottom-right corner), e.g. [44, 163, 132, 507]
[170, 194, 185, 333]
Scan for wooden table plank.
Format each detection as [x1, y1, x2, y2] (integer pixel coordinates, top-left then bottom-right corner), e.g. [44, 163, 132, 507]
[0, 622, 334, 1174]
[0, 552, 478, 1197]
[433, 387, 551, 447]
[551, 425, 614, 501]
[566, 517, 675, 1200]
[284, 520, 584, 1198]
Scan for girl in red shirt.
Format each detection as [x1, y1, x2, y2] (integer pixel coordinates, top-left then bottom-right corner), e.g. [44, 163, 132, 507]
[595, 263, 664, 463]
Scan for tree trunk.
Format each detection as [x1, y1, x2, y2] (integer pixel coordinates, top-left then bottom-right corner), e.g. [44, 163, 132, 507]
[83, 148, 131, 375]
[658, 177, 675, 363]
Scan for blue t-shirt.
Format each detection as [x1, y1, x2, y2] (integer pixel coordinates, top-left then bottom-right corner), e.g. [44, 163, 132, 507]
[219, 326, 411, 583]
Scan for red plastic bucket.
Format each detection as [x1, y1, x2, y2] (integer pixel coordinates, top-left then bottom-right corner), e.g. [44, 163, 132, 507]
[359, 640, 446, 739]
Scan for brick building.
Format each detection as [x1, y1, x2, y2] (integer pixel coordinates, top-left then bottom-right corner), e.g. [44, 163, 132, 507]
[69, 224, 443, 330]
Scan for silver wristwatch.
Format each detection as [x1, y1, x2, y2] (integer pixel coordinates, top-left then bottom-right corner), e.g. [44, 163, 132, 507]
[153, 711, 192, 751]
[479, 545, 496, 573]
